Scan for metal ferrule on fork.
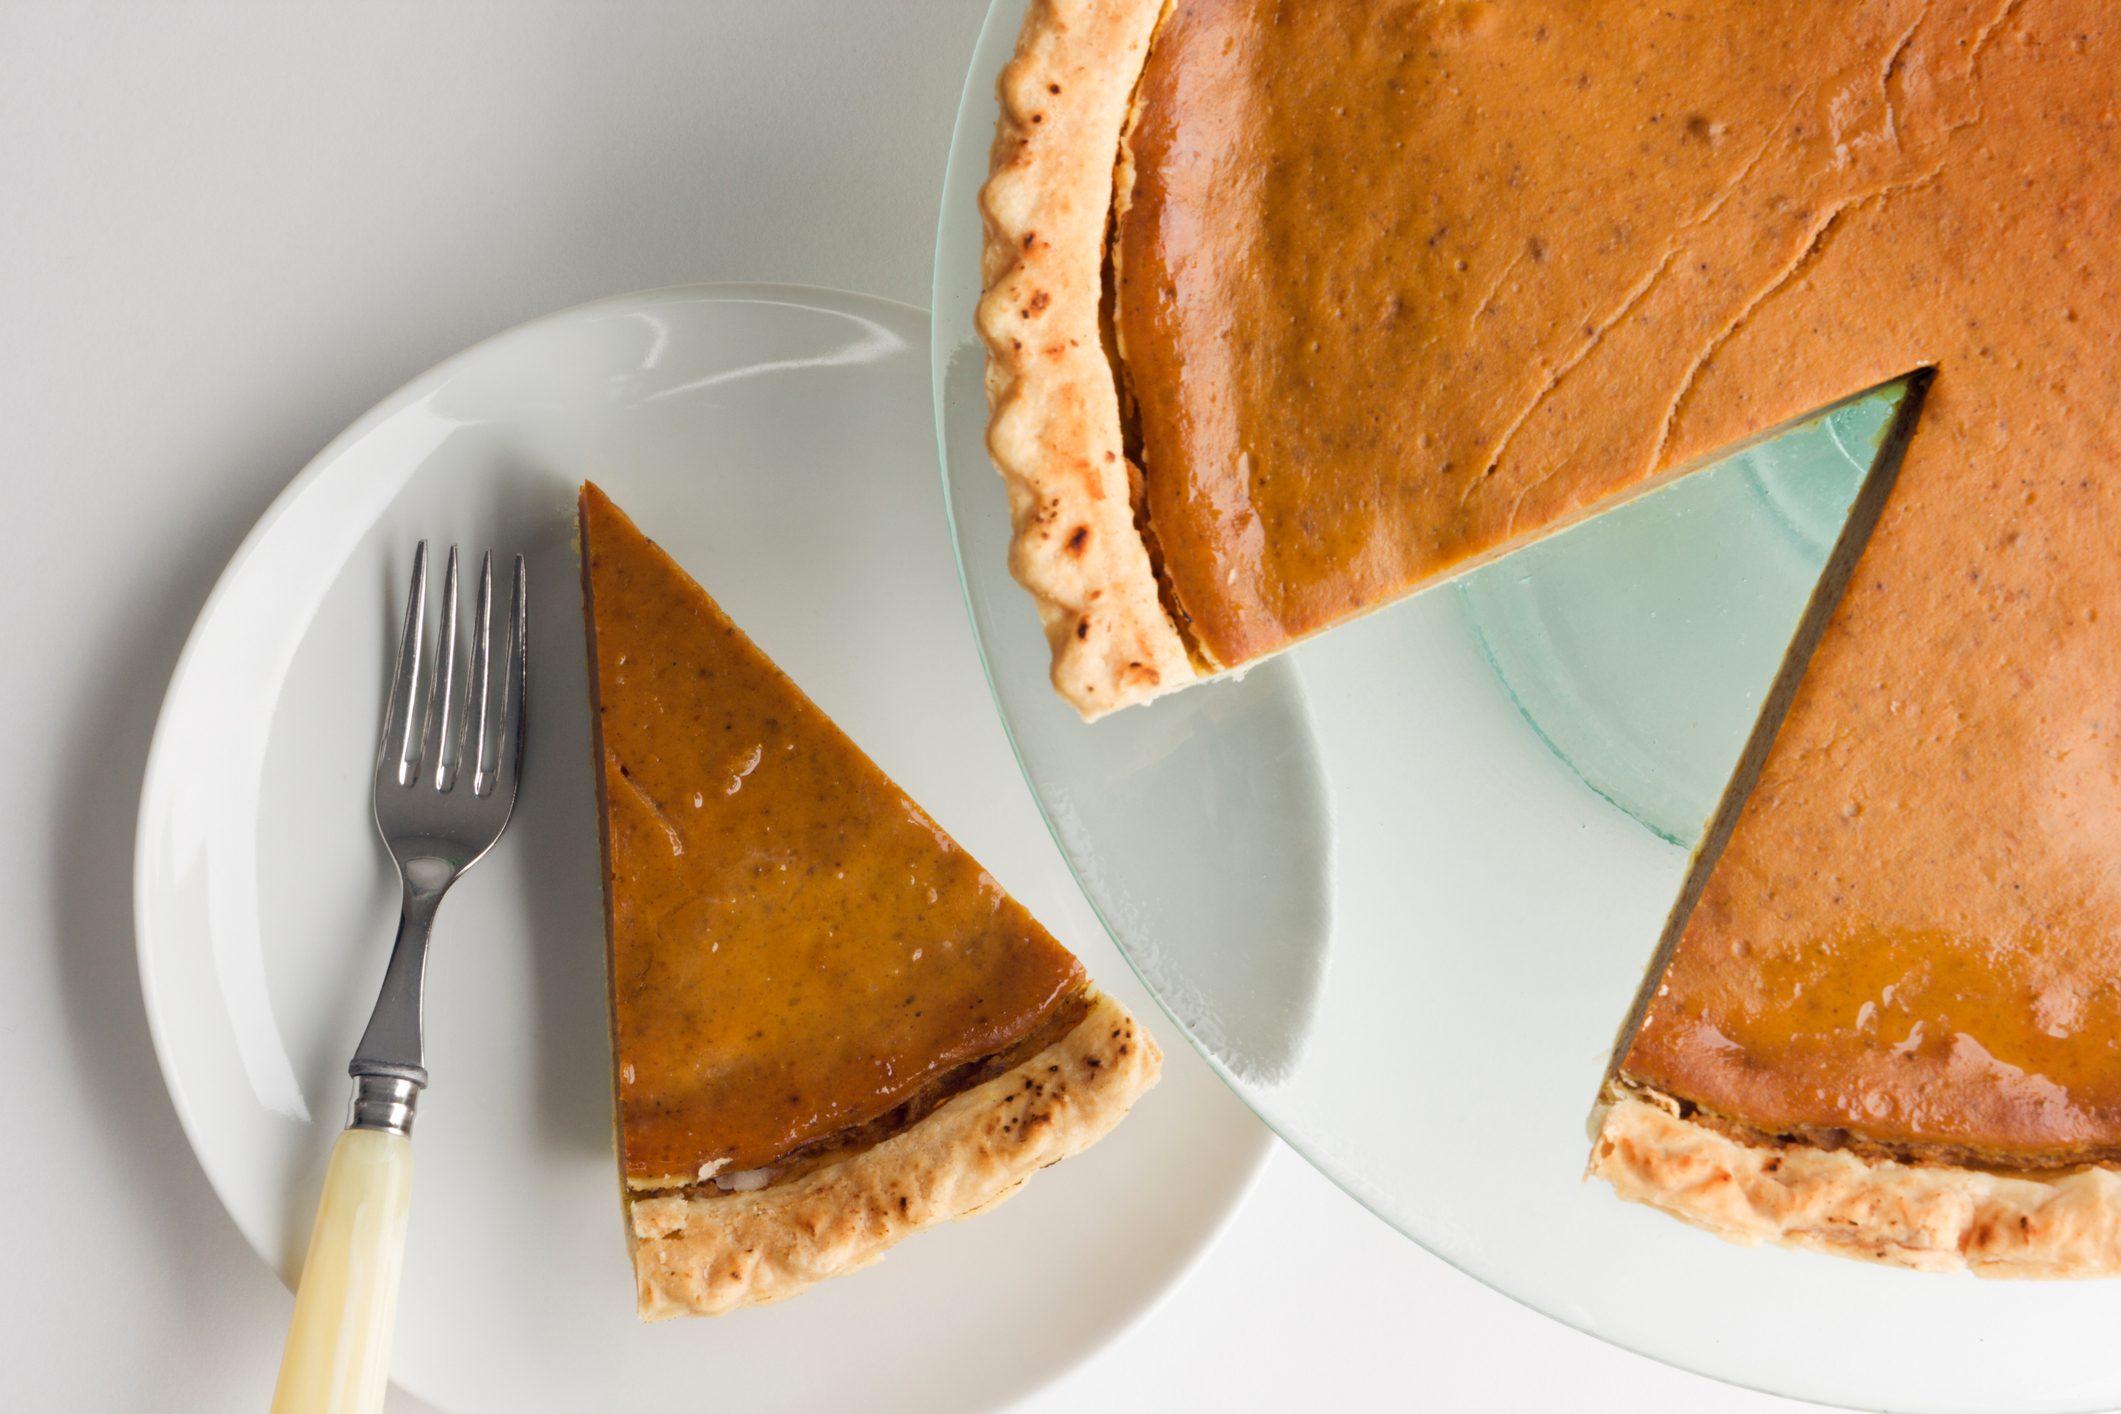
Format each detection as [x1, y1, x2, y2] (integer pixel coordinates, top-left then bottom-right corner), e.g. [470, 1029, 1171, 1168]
[348, 1072, 423, 1138]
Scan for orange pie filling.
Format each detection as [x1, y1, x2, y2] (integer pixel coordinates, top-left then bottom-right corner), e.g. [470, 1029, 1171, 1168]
[581, 485, 1091, 1199]
[1109, 0, 2121, 1174]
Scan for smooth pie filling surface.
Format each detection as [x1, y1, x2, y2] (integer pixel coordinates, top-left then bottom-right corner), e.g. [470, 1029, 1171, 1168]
[581, 483, 1087, 1189]
[1115, 0, 2121, 1167]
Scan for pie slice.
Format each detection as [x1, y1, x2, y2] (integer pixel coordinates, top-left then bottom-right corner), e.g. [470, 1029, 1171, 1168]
[981, 1, 2121, 1272]
[578, 482, 1160, 1318]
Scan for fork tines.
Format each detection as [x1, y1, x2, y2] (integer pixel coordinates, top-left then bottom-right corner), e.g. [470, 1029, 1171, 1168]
[376, 542, 527, 799]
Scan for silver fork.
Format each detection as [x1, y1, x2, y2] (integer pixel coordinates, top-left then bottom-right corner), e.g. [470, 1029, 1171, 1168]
[271, 543, 527, 1414]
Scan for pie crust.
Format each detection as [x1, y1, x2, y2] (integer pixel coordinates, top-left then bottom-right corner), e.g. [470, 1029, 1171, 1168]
[630, 992, 1160, 1318]
[1591, 1095, 2121, 1278]
[978, 0, 1194, 719]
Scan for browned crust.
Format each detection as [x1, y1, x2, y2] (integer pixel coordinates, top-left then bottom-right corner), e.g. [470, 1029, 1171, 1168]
[627, 992, 1162, 1318]
[977, 0, 1196, 720]
[1589, 1095, 2121, 1278]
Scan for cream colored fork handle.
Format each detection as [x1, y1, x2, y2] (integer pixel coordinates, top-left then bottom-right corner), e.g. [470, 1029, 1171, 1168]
[269, 1128, 414, 1414]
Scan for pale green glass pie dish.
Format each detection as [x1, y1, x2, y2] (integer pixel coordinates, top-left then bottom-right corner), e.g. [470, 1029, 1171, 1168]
[929, 5, 2121, 1409]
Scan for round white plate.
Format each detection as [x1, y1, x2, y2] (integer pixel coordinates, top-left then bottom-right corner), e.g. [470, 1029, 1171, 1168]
[135, 285, 1270, 1414]
[934, 5, 2121, 1411]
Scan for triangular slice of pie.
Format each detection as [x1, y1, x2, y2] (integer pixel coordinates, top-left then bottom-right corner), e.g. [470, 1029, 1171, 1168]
[578, 482, 1159, 1318]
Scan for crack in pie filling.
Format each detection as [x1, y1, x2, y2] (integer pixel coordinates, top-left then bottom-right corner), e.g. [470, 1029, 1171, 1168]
[580, 484, 1159, 1316]
[981, 0, 2121, 1272]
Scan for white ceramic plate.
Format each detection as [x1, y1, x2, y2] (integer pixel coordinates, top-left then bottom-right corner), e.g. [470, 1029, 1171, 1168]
[135, 285, 1269, 1414]
[934, 5, 2121, 1411]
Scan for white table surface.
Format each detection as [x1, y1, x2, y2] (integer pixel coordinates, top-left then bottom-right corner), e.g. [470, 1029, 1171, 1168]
[0, 5, 1812, 1410]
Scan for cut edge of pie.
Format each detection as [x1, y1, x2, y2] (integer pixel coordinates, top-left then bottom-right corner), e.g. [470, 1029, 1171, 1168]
[977, 0, 1196, 720]
[579, 482, 1163, 1318]
[1588, 374, 2121, 1277]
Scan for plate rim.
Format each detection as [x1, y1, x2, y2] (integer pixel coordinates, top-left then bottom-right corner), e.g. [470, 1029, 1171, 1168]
[131, 279, 1275, 1412]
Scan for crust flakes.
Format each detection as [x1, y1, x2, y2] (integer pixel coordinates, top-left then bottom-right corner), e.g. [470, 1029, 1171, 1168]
[978, 0, 1196, 720]
[1589, 1095, 2121, 1277]
[628, 992, 1162, 1318]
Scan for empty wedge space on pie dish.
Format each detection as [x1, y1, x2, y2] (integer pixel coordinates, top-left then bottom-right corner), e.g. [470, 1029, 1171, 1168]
[982, 0, 2121, 1272]
[579, 483, 1160, 1318]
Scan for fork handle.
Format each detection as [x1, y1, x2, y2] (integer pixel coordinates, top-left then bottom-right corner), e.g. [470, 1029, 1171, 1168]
[269, 1126, 414, 1414]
